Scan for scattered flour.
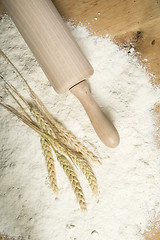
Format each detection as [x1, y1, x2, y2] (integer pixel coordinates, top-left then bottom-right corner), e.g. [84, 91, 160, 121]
[0, 15, 160, 240]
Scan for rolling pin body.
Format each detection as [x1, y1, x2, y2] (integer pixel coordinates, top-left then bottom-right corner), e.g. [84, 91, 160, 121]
[2, 0, 93, 93]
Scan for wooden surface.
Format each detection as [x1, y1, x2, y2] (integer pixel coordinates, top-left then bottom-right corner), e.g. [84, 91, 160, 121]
[52, 0, 160, 85]
[0, 0, 160, 239]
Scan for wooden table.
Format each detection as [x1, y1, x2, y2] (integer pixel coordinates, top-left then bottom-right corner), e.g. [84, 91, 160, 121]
[0, 0, 160, 239]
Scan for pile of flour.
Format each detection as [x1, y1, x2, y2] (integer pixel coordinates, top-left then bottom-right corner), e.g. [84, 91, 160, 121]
[0, 15, 160, 240]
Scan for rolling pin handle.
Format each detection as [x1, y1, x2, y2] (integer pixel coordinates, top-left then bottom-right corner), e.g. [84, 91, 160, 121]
[70, 81, 120, 148]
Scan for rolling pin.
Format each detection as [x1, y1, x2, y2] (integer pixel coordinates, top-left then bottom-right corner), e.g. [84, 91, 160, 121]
[2, 0, 120, 148]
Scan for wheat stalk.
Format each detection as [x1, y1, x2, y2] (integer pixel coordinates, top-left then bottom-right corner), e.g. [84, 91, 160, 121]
[0, 49, 100, 210]
[0, 101, 86, 209]
[40, 137, 58, 194]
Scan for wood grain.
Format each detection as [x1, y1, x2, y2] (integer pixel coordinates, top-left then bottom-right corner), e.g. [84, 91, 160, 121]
[0, 0, 160, 239]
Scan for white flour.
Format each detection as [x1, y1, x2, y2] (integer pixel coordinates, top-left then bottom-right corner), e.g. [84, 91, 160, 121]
[0, 16, 160, 240]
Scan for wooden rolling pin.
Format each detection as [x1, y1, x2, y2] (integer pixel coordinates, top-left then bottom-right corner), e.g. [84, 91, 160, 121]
[2, 0, 120, 148]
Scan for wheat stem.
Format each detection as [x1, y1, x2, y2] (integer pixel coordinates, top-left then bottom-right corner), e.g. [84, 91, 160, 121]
[4, 85, 32, 121]
[41, 137, 58, 194]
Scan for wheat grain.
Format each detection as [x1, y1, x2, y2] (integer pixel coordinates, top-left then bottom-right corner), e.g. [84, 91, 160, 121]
[40, 137, 58, 194]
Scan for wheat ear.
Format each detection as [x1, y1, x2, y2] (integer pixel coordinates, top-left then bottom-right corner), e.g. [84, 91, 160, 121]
[67, 150, 98, 195]
[40, 137, 58, 194]
[55, 150, 87, 211]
